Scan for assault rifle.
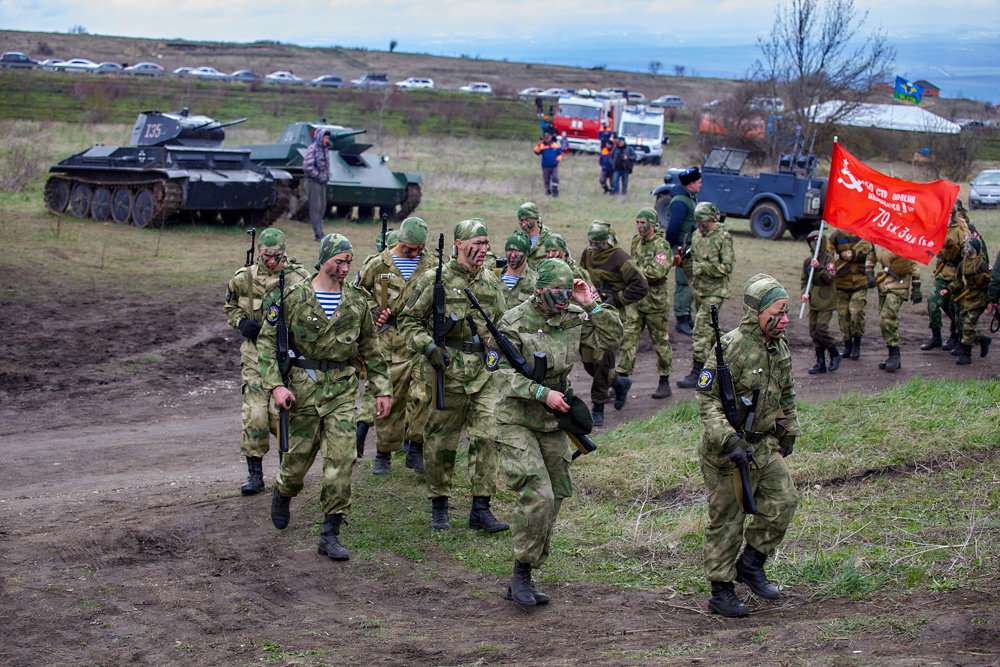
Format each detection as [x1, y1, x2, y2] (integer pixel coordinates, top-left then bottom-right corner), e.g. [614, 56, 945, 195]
[275, 269, 292, 459]
[710, 304, 758, 515]
[376, 212, 393, 252]
[431, 233, 457, 410]
[464, 288, 597, 460]
[876, 265, 903, 285]
[244, 227, 257, 267]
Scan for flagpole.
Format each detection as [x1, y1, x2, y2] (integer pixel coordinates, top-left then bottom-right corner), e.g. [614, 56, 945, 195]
[799, 219, 826, 319]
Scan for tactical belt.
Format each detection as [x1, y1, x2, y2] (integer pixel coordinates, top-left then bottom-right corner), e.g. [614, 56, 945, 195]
[648, 277, 668, 287]
[291, 358, 353, 372]
[444, 339, 485, 354]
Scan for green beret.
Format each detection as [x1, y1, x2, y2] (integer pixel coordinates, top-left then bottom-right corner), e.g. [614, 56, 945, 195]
[398, 217, 428, 245]
[543, 233, 569, 254]
[505, 231, 531, 254]
[587, 220, 612, 242]
[517, 201, 540, 221]
[694, 202, 721, 223]
[636, 208, 657, 224]
[535, 258, 574, 289]
[316, 233, 354, 269]
[454, 218, 489, 241]
[258, 227, 286, 251]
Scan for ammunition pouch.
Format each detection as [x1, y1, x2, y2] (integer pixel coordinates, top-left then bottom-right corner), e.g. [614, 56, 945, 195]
[291, 358, 354, 372]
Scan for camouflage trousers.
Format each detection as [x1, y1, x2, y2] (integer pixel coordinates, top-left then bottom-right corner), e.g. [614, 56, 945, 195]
[926, 276, 956, 331]
[423, 384, 499, 499]
[958, 306, 986, 346]
[808, 308, 836, 349]
[877, 288, 908, 348]
[274, 393, 356, 515]
[673, 264, 694, 318]
[241, 377, 279, 458]
[836, 287, 868, 341]
[692, 295, 725, 364]
[700, 440, 799, 582]
[617, 305, 673, 376]
[583, 349, 618, 405]
[356, 378, 375, 425]
[357, 358, 430, 450]
[497, 423, 573, 568]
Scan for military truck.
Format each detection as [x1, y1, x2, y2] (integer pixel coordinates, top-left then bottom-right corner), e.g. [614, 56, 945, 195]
[653, 145, 826, 240]
[44, 109, 292, 227]
[243, 121, 421, 222]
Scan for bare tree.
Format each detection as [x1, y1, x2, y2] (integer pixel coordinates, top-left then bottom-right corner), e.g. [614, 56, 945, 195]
[648, 60, 663, 76]
[389, 39, 398, 53]
[674, 65, 686, 77]
[68, 25, 87, 34]
[754, 0, 895, 132]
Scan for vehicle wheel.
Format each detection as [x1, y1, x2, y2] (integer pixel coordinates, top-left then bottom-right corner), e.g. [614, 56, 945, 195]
[651, 156, 662, 166]
[968, 200, 978, 210]
[335, 205, 353, 219]
[653, 194, 672, 227]
[90, 187, 111, 220]
[111, 188, 133, 223]
[132, 189, 155, 228]
[749, 202, 787, 240]
[69, 183, 92, 218]
[44, 178, 71, 213]
[356, 205, 375, 221]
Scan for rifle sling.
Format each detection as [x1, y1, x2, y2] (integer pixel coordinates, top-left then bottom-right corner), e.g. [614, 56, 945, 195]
[290, 358, 354, 372]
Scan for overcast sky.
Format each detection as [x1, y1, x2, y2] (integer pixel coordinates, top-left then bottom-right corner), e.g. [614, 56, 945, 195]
[3, 0, 998, 101]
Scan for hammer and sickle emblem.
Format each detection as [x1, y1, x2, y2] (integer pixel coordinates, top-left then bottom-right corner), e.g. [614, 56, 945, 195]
[837, 159, 863, 193]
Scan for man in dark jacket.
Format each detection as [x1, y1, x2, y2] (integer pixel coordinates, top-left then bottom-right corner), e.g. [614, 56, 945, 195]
[302, 129, 331, 241]
[609, 136, 636, 196]
[664, 166, 701, 336]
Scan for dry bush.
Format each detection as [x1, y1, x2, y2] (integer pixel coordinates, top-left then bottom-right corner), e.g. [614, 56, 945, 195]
[0, 147, 42, 192]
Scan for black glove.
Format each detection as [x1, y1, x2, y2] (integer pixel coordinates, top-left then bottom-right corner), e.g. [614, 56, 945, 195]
[425, 342, 452, 371]
[726, 435, 751, 465]
[238, 318, 262, 340]
[911, 288, 923, 304]
[866, 271, 877, 288]
[779, 434, 796, 458]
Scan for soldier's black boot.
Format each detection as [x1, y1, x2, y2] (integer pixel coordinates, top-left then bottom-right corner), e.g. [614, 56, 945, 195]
[270, 485, 291, 530]
[675, 314, 694, 337]
[942, 322, 959, 351]
[241, 456, 265, 495]
[707, 581, 749, 617]
[611, 374, 632, 410]
[920, 327, 942, 351]
[827, 345, 842, 372]
[591, 403, 605, 428]
[735, 544, 781, 599]
[355, 422, 370, 458]
[956, 343, 972, 365]
[372, 451, 391, 475]
[885, 346, 901, 373]
[980, 335, 992, 358]
[551, 186, 559, 198]
[317, 513, 349, 561]
[842, 338, 853, 359]
[849, 336, 861, 359]
[405, 440, 424, 473]
[506, 560, 537, 607]
[808, 347, 827, 374]
[430, 496, 451, 531]
[651, 375, 672, 399]
[676, 361, 704, 388]
[469, 496, 510, 533]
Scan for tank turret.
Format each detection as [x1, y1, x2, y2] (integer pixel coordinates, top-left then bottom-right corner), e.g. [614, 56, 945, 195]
[129, 107, 248, 147]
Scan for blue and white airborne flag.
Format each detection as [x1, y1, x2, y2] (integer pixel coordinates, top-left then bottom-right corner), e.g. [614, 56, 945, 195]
[893, 76, 924, 104]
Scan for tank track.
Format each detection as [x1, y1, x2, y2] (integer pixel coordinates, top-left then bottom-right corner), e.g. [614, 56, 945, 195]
[43, 174, 183, 227]
[396, 183, 422, 221]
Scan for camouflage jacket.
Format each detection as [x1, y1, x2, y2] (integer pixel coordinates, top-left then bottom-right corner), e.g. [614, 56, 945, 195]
[948, 253, 992, 311]
[496, 264, 538, 310]
[826, 229, 870, 291]
[495, 296, 623, 431]
[933, 216, 970, 283]
[526, 224, 554, 270]
[866, 244, 921, 293]
[690, 225, 734, 299]
[801, 247, 837, 312]
[579, 245, 648, 309]
[696, 322, 800, 465]
[398, 259, 507, 395]
[629, 233, 672, 314]
[224, 261, 311, 371]
[356, 248, 436, 361]
[257, 279, 390, 411]
[989, 250, 1000, 304]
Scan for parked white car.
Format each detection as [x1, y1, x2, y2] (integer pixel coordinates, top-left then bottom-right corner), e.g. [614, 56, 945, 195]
[265, 71, 305, 85]
[627, 92, 647, 103]
[96, 62, 123, 74]
[518, 87, 544, 98]
[651, 95, 683, 108]
[541, 87, 571, 97]
[55, 58, 99, 73]
[124, 62, 165, 76]
[460, 82, 493, 95]
[395, 77, 434, 89]
[188, 66, 231, 81]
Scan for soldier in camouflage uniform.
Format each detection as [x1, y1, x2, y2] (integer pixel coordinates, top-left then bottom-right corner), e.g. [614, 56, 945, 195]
[259, 234, 391, 561]
[800, 229, 841, 374]
[579, 220, 649, 425]
[497, 231, 538, 309]
[617, 207, 674, 399]
[865, 243, 922, 373]
[398, 219, 510, 533]
[678, 203, 734, 389]
[517, 202, 554, 269]
[695, 273, 800, 617]
[543, 233, 593, 285]
[495, 259, 623, 606]
[826, 229, 871, 359]
[943, 237, 992, 365]
[921, 200, 970, 352]
[224, 228, 311, 495]
[356, 217, 436, 474]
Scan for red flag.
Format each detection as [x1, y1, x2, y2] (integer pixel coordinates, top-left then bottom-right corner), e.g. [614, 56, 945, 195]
[823, 142, 958, 265]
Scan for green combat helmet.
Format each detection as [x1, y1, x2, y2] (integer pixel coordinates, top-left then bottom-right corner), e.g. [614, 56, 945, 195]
[258, 227, 286, 251]
[543, 232, 570, 255]
[398, 216, 428, 245]
[535, 257, 574, 289]
[694, 202, 721, 222]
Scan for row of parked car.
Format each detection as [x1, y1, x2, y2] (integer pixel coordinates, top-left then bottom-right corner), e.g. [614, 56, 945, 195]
[517, 85, 684, 107]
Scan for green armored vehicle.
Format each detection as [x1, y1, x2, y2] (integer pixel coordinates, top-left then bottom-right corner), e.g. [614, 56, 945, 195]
[243, 121, 421, 222]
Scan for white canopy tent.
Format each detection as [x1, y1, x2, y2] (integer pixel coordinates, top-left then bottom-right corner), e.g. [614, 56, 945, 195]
[804, 101, 961, 134]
